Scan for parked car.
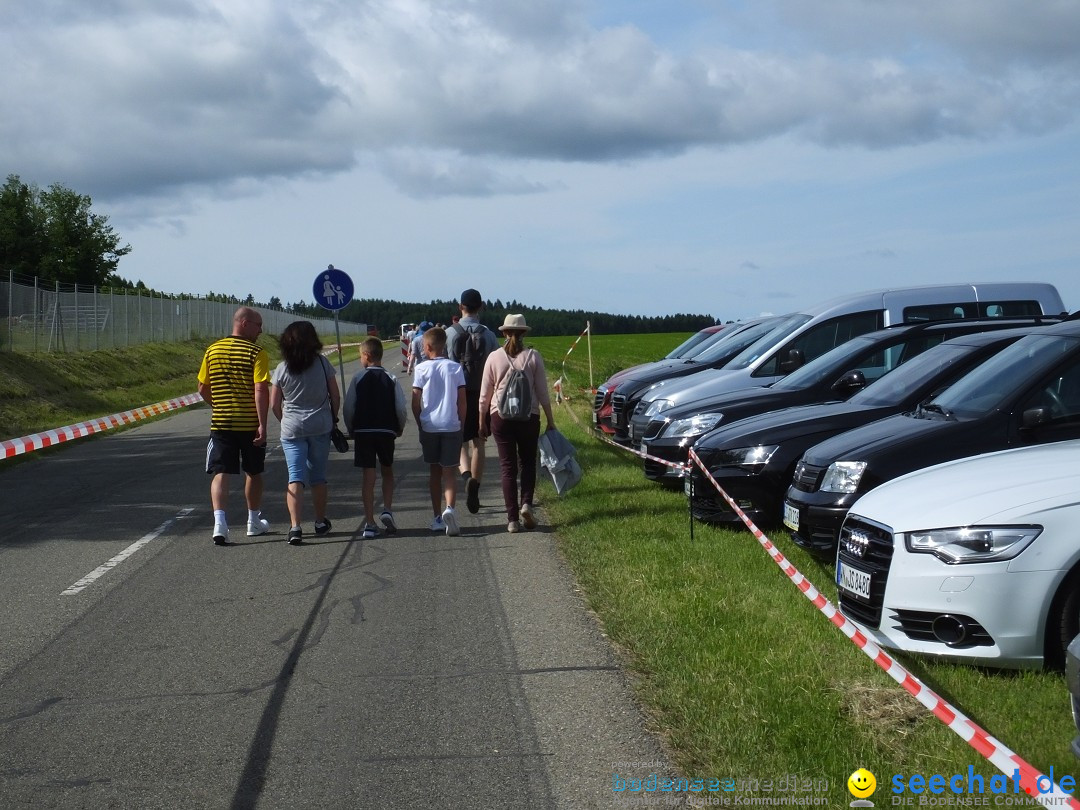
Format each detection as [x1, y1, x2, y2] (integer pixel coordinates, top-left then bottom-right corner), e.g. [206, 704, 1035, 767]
[784, 317, 1080, 557]
[684, 325, 1056, 528]
[630, 283, 1066, 444]
[834, 440, 1080, 668]
[593, 324, 731, 436]
[1068, 635, 1080, 755]
[604, 316, 782, 440]
[637, 317, 1055, 484]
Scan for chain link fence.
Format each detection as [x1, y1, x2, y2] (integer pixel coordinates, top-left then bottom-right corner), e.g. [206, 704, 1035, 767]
[1, 271, 368, 352]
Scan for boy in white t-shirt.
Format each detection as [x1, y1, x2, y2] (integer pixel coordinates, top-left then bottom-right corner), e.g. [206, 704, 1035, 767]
[411, 327, 466, 536]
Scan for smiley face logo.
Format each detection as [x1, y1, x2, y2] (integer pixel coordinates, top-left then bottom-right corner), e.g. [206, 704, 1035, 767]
[847, 768, 877, 799]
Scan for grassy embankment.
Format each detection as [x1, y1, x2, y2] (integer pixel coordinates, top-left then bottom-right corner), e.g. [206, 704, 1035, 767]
[1, 332, 1075, 796]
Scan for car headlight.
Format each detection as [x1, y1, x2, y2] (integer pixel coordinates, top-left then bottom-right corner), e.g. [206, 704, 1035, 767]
[820, 461, 867, 493]
[644, 398, 675, 417]
[664, 412, 723, 439]
[906, 525, 1041, 564]
[711, 444, 778, 470]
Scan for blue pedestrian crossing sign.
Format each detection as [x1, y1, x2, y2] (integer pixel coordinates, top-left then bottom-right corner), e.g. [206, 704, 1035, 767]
[314, 265, 354, 311]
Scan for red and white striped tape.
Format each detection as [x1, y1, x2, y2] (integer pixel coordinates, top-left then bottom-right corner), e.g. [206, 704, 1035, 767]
[684, 447, 1078, 808]
[1, 393, 204, 459]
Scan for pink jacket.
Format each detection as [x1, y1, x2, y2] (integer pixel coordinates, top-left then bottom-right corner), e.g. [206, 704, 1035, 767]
[478, 347, 551, 417]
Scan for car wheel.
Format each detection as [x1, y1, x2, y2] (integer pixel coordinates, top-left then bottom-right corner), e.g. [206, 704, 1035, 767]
[1048, 569, 1080, 670]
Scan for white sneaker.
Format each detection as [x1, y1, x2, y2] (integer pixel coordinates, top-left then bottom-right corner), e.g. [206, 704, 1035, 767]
[442, 507, 460, 536]
[380, 511, 397, 535]
[429, 515, 445, 533]
[246, 515, 270, 536]
[213, 526, 230, 546]
[520, 503, 537, 531]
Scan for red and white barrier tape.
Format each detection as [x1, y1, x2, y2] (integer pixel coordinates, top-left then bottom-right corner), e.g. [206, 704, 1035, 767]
[684, 446, 1078, 808]
[1, 393, 204, 459]
[556, 323, 592, 402]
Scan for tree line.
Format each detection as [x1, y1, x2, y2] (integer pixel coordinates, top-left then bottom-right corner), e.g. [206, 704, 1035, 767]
[2, 174, 718, 336]
[288, 297, 718, 338]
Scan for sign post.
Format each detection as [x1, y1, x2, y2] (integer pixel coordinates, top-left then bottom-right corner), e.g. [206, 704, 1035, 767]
[313, 264, 355, 405]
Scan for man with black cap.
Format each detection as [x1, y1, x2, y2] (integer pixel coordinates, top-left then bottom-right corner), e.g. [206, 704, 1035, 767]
[447, 289, 499, 513]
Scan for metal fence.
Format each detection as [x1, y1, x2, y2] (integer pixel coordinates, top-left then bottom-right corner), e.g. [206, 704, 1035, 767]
[1, 271, 367, 352]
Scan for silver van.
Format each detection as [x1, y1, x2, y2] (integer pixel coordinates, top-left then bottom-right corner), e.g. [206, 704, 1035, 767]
[635, 282, 1066, 421]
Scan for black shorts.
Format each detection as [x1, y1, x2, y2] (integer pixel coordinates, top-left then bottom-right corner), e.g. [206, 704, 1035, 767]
[206, 431, 266, 475]
[354, 433, 396, 469]
[462, 389, 482, 442]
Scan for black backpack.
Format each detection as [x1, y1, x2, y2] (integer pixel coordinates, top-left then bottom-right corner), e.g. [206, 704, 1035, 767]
[453, 324, 491, 392]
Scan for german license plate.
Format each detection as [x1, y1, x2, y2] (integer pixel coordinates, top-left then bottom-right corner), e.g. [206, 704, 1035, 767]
[782, 501, 799, 532]
[836, 561, 872, 600]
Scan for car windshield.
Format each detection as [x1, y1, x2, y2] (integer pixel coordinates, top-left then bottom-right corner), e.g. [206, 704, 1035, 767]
[723, 314, 812, 370]
[665, 328, 723, 359]
[847, 343, 978, 407]
[769, 334, 878, 391]
[927, 333, 1080, 418]
[690, 317, 784, 364]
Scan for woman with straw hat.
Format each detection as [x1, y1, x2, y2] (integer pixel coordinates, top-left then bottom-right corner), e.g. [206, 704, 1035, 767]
[478, 314, 556, 533]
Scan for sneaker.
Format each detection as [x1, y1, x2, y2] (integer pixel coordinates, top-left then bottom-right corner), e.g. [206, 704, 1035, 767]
[442, 507, 460, 536]
[520, 503, 537, 530]
[213, 528, 230, 546]
[287, 527, 303, 546]
[380, 511, 397, 535]
[466, 477, 481, 514]
[314, 518, 332, 536]
[362, 523, 378, 539]
[429, 515, 445, 533]
[507, 520, 521, 534]
[246, 515, 270, 537]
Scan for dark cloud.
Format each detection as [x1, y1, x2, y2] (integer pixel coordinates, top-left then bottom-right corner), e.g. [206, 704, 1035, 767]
[2, 0, 1078, 203]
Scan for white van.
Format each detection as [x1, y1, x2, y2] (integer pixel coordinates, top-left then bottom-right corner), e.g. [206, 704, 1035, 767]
[636, 282, 1066, 420]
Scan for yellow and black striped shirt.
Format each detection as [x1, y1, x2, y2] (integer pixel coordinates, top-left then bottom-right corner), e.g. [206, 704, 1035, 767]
[197, 336, 270, 432]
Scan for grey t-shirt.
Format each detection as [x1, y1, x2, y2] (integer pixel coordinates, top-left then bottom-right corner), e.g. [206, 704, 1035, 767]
[272, 355, 334, 439]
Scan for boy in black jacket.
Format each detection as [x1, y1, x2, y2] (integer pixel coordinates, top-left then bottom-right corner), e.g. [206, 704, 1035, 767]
[343, 338, 408, 538]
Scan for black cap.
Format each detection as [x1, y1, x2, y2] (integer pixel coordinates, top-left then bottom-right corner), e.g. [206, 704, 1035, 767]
[460, 289, 483, 309]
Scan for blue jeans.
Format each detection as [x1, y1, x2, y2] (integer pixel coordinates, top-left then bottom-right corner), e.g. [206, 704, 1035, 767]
[280, 433, 331, 486]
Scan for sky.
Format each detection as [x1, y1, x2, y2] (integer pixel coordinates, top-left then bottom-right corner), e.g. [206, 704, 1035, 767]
[3, 0, 1079, 321]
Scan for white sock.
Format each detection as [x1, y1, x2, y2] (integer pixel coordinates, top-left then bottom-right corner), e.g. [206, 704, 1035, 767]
[214, 510, 228, 534]
[248, 509, 261, 524]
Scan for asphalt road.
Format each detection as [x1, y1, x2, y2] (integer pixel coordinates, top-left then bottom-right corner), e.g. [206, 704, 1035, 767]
[0, 358, 676, 809]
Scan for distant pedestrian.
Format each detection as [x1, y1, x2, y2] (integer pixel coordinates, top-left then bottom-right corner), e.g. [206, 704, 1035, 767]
[411, 327, 466, 536]
[407, 321, 432, 374]
[270, 321, 340, 546]
[197, 306, 272, 546]
[343, 337, 408, 539]
[446, 288, 499, 515]
[479, 314, 555, 533]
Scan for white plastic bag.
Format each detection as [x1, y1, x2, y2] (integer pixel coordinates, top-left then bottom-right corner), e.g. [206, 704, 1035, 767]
[538, 429, 582, 495]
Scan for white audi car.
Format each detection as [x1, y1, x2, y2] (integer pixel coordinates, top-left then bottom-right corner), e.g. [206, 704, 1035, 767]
[835, 439, 1080, 669]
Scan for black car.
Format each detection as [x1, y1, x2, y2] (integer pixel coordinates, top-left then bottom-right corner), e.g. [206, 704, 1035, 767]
[683, 324, 1055, 531]
[607, 316, 782, 443]
[637, 318, 1055, 484]
[783, 317, 1080, 556]
[593, 324, 731, 437]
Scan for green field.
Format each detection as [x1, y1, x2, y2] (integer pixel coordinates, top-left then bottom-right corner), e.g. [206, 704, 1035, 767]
[2, 330, 1076, 798]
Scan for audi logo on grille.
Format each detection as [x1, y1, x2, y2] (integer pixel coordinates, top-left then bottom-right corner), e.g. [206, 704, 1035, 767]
[842, 530, 870, 558]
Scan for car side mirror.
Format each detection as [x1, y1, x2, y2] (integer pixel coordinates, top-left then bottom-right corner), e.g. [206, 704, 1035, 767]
[778, 349, 805, 374]
[1021, 407, 1052, 429]
[832, 369, 867, 396]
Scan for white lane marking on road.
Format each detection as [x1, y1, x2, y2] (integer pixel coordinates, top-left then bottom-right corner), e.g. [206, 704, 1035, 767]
[61, 508, 195, 596]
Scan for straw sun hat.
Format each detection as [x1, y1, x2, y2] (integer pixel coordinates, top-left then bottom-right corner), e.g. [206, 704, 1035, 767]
[498, 313, 531, 333]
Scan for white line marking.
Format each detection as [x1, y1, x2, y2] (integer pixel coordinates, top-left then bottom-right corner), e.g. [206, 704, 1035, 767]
[61, 508, 194, 596]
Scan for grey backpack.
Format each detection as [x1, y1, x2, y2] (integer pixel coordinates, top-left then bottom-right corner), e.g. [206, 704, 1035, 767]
[497, 352, 534, 420]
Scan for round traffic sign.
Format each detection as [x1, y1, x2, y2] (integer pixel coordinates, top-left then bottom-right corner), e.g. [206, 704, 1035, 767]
[313, 265, 354, 311]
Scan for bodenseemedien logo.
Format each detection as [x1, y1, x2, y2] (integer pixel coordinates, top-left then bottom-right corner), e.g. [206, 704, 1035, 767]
[848, 768, 877, 807]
